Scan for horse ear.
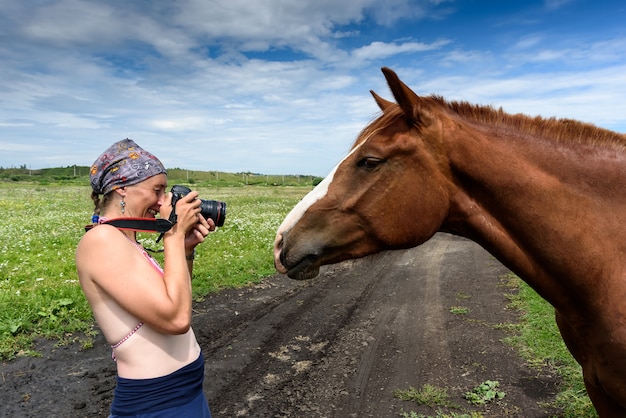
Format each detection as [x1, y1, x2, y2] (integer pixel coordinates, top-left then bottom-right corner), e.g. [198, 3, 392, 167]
[381, 67, 431, 126]
[370, 90, 395, 112]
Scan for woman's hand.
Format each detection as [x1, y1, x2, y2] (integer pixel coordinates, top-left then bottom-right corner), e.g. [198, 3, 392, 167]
[184, 215, 215, 251]
[163, 190, 202, 236]
[161, 190, 216, 251]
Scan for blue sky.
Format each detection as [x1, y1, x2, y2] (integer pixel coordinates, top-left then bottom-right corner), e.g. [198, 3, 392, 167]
[1, 0, 625, 176]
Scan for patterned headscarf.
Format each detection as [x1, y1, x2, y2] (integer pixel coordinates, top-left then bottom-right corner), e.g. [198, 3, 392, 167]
[90, 139, 167, 195]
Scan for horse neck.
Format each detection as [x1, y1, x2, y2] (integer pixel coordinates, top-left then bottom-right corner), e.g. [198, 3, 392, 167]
[443, 128, 626, 314]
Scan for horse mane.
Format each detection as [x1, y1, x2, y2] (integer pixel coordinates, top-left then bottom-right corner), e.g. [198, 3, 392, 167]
[435, 95, 626, 149]
[357, 95, 626, 150]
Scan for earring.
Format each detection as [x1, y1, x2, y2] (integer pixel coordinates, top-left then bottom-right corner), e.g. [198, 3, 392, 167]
[120, 199, 126, 214]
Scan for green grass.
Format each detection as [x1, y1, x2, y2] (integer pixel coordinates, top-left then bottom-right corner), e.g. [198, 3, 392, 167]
[449, 306, 470, 315]
[394, 384, 458, 409]
[504, 275, 598, 417]
[0, 183, 310, 359]
[464, 380, 505, 406]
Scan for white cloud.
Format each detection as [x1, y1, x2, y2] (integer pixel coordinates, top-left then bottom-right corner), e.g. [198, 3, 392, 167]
[0, 0, 624, 175]
[352, 39, 450, 61]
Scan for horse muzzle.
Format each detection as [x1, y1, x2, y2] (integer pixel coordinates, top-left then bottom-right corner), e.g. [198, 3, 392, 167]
[273, 232, 322, 280]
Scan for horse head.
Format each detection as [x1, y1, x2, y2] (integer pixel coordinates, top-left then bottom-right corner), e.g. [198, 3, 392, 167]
[274, 68, 454, 280]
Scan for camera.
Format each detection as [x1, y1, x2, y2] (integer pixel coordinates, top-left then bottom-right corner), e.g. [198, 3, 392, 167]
[170, 185, 226, 227]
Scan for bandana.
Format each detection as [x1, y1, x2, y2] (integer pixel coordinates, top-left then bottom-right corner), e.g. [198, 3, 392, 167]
[90, 139, 167, 195]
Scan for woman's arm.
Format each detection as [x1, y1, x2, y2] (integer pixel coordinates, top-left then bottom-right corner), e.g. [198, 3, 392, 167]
[76, 191, 206, 334]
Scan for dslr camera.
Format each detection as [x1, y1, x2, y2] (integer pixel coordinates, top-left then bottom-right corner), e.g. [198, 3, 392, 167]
[170, 185, 226, 227]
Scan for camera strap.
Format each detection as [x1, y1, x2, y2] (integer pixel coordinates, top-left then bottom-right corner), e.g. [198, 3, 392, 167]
[84, 217, 174, 234]
[156, 211, 178, 243]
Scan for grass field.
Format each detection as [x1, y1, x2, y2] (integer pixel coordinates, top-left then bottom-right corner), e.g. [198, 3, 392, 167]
[0, 181, 593, 415]
[0, 183, 308, 359]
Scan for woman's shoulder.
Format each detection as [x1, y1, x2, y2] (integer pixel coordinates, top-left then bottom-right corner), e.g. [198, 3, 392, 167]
[77, 224, 128, 255]
[76, 225, 150, 286]
[82, 222, 122, 239]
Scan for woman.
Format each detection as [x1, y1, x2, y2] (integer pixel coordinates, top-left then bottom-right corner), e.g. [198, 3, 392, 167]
[75, 139, 215, 417]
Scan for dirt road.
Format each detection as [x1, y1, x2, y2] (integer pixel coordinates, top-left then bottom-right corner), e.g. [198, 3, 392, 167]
[2, 233, 560, 417]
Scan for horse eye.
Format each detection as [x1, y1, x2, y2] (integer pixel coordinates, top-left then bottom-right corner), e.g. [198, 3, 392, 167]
[358, 157, 383, 170]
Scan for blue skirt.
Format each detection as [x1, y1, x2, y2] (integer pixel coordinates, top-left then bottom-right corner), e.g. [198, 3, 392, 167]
[109, 352, 211, 417]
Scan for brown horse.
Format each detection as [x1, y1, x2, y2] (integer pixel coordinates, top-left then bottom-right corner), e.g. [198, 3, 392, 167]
[274, 67, 626, 416]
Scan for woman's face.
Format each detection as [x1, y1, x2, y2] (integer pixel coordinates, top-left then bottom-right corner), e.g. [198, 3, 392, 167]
[125, 174, 168, 218]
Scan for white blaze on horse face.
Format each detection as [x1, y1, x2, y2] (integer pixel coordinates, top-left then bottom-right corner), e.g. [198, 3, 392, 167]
[276, 142, 365, 238]
[276, 167, 335, 236]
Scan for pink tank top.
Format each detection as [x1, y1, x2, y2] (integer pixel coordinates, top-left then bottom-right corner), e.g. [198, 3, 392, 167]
[102, 219, 164, 360]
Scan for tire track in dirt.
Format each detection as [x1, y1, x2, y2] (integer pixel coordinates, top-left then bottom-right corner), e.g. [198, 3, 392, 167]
[346, 238, 452, 414]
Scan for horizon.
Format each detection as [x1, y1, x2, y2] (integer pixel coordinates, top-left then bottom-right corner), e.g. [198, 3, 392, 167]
[0, 164, 322, 179]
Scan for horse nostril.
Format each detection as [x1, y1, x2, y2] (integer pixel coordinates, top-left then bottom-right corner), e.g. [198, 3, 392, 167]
[273, 233, 290, 273]
[273, 234, 283, 254]
[273, 233, 284, 258]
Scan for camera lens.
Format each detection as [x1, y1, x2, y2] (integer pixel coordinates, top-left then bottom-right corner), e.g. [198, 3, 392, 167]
[199, 199, 227, 227]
